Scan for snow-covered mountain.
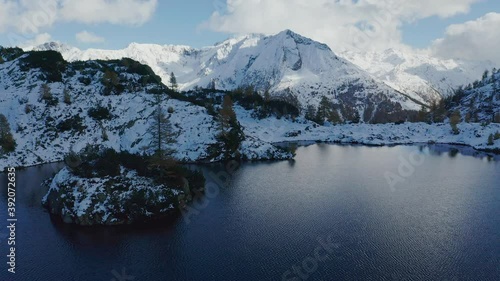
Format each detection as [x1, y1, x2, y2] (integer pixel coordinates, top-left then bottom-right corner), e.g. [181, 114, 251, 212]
[340, 48, 495, 105]
[1, 48, 499, 170]
[447, 69, 500, 123]
[32, 30, 421, 120]
[31, 31, 496, 111]
[0, 49, 291, 169]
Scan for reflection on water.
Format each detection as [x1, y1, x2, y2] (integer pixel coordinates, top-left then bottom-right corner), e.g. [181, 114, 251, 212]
[0, 144, 499, 281]
[426, 144, 500, 161]
[276, 142, 500, 161]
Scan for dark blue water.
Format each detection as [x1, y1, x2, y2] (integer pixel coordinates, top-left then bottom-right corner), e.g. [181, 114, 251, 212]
[1, 144, 499, 281]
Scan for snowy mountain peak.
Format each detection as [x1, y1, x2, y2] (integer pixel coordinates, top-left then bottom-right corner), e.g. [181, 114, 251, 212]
[26, 30, 421, 122]
[340, 48, 496, 104]
[31, 41, 79, 53]
[213, 33, 264, 47]
[275, 29, 331, 51]
[126, 42, 195, 54]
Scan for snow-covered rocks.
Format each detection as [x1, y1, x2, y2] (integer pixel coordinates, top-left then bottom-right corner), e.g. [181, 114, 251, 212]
[239, 136, 293, 161]
[42, 167, 184, 226]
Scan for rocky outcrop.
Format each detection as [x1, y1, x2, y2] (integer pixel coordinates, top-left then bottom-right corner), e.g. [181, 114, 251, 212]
[42, 167, 185, 226]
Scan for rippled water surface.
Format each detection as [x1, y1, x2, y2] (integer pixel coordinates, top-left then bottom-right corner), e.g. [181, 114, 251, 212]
[1, 144, 499, 281]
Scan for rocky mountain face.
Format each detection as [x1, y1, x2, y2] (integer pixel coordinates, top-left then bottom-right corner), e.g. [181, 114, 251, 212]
[340, 48, 495, 105]
[32, 30, 422, 123]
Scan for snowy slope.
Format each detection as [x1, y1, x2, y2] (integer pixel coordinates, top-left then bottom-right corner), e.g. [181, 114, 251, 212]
[32, 30, 422, 119]
[447, 70, 500, 122]
[1, 48, 497, 171]
[340, 48, 496, 105]
[236, 107, 500, 152]
[0, 50, 289, 170]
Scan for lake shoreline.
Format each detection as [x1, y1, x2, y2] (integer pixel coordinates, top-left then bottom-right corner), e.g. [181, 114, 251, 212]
[2, 138, 499, 172]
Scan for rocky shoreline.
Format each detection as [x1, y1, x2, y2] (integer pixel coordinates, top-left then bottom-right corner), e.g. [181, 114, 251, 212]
[41, 167, 194, 226]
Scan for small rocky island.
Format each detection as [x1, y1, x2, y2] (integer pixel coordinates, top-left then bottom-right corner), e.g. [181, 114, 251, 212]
[42, 145, 205, 226]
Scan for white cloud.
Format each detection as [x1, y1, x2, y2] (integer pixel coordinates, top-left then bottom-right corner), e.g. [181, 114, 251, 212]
[202, 0, 482, 52]
[431, 12, 500, 64]
[0, 0, 58, 34]
[0, 0, 157, 35]
[17, 33, 52, 48]
[75, 30, 105, 43]
[59, 0, 158, 26]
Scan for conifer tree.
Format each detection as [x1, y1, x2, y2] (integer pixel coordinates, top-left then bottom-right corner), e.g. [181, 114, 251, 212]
[450, 110, 461, 135]
[40, 83, 52, 100]
[149, 96, 176, 160]
[170, 72, 178, 91]
[264, 90, 271, 102]
[305, 105, 316, 122]
[482, 70, 489, 81]
[417, 105, 428, 122]
[102, 70, 119, 86]
[487, 134, 494, 146]
[494, 113, 500, 123]
[63, 87, 71, 105]
[0, 114, 16, 153]
[219, 95, 237, 132]
[212, 95, 244, 159]
[316, 96, 331, 125]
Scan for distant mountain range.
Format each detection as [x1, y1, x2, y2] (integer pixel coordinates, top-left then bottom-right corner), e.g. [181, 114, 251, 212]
[30, 30, 495, 109]
[341, 48, 495, 105]
[30, 30, 429, 124]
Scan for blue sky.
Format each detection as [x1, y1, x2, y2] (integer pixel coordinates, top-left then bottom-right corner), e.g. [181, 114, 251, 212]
[401, 0, 500, 48]
[40, 0, 230, 49]
[0, 0, 499, 62]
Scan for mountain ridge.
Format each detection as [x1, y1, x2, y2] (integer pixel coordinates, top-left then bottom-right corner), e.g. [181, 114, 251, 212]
[30, 30, 422, 123]
[340, 48, 496, 105]
[28, 29, 495, 109]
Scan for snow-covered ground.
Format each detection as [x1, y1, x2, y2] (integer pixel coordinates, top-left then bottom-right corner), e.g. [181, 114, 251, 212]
[1, 48, 499, 171]
[2, 105, 499, 171]
[0, 53, 289, 170]
[449, 71, 500, 123]
[237, 106, 500, 152]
